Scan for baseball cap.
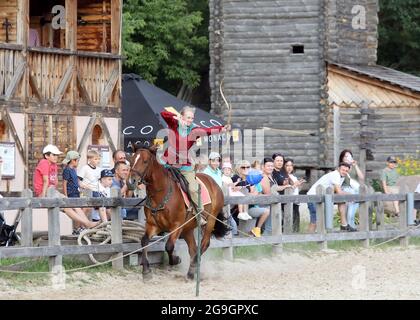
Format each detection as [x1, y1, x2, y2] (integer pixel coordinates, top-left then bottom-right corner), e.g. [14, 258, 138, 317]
[387, 156, 397, 163]
[62, 150, 80, 164]
[208, 152, 221, 160]
[222, 162, 232, 169]
[43, 144, 62, 155]
[100, 169, 114, 179]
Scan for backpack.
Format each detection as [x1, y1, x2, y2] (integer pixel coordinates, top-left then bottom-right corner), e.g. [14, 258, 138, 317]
[0, 214, 19, 247]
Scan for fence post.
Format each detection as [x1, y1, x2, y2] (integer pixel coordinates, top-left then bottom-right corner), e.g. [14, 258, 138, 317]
[375, 192, 385, 231]
[407, 192, 415, 226]
[358, 185, 370, 248]
[283, 187, 293, 234]
[222, 186, 233, 261]
[324, 187, 334, 231]
[110, 188, 124, 270]
[47, 187, 62, 272]
[21, 189, 33, 247]
[316, 185, 327, 250]
[399, 185, 409, 247]
[271, 201, 283, 256]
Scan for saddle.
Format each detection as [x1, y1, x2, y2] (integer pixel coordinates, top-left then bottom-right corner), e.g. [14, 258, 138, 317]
[166, 167, 211, 210]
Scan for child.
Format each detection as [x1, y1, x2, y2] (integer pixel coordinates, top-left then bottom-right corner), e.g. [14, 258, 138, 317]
[78, 150, 102, 195]
[62, 150, 81, 198]
[221, 162, 252, 220]
[91, 169, 115, 223]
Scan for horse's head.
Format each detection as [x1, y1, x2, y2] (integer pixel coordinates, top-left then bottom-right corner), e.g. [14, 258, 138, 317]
[129, 144, 159, 185]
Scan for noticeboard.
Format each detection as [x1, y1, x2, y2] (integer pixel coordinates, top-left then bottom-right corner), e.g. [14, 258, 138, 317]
[87, 145, 111, 169]
[0, 142, 16, 179]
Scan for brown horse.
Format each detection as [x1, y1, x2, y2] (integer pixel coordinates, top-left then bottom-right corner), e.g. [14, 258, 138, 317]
[129, 145, 229, 280]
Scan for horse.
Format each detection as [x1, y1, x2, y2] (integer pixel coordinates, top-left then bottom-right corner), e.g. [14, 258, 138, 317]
[129, 145, 230, 280]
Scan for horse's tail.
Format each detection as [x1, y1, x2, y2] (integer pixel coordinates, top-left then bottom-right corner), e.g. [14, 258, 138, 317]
[212, 211, 231, 238]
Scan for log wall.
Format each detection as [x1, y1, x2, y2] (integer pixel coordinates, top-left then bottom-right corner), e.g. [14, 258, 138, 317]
[327, 105, 420, 181]
[209, 0, 325, 166]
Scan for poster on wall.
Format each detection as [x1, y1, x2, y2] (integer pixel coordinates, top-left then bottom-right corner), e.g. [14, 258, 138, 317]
[0, 142, 15, 179]
[87, 145, 111, 169]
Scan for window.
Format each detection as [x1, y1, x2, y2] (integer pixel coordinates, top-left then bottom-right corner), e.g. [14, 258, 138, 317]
[92, 124, 104, 145]
[291, 45, 305, 54]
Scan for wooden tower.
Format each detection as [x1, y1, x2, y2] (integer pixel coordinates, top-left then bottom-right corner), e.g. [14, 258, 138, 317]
[0, 0, 123, 193]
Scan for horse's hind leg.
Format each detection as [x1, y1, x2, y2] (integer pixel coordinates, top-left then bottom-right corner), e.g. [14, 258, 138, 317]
[165, 227, 183, 266]
[183, 229, 198, 280]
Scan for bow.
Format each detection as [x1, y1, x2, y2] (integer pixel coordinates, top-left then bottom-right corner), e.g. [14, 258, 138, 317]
[219, 79, 232, 136]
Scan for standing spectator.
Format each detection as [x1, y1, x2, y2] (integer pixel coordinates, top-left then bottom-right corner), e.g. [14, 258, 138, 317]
[111, 149, 128, 173]
[381, 156, 400, 216]
[282, 159, 306, 232]
[202, 152, 223, 187]
[33, 145, 96, 231]
[338, 149, 364, 229]
[413, 183, 420, 225]
[306, 162, 355, 233]
[112, 161, 130, 219]
[91, 169, 115, 223]
[272, 153, 287, 187]
[78, 150, 102, 195]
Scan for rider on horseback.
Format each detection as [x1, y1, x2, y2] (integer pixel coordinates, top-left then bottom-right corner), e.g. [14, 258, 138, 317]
[160, 106, 230, 222]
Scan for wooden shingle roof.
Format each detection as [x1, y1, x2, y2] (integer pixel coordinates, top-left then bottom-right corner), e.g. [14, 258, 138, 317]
[329, 62, 420, 94]
[327, 63, 420, 107]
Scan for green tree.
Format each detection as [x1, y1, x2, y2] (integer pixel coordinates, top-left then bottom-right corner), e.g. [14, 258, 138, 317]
[122, 0, 209, 95]
[378, 0, 420, 76]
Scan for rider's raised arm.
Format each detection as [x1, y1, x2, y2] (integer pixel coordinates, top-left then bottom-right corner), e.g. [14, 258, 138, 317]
[160, 110, 178, 129]
[191, 125, 224, 137]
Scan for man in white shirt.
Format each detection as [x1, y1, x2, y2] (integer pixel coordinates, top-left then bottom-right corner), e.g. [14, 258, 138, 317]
[307, 162, 354, 233]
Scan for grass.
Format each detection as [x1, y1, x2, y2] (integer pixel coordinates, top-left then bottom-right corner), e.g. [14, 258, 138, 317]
[0, 256, 113, 287]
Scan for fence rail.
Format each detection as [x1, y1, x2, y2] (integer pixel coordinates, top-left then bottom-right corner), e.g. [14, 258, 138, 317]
[1, 185, 419, 271]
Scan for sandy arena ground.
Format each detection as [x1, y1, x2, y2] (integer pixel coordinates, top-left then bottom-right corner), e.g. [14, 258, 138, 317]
[2, 245, 420, 300]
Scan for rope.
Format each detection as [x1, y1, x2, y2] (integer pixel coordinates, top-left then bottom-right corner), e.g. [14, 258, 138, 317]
[77, 220, 146, 265]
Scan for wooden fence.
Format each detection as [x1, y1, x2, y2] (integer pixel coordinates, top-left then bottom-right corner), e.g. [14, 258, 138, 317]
[1, 185, 419, 272]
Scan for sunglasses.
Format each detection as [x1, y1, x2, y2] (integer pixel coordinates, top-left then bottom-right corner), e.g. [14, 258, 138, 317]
[241, 166, 250, 169]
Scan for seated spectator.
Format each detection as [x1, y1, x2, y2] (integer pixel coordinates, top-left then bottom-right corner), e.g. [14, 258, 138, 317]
[221, 162, 252, 221]
[251, 160, 262, 171]
[381, 156, 400, 216]
[194, 153, 208, 173]
[202, 152, 223, 186]
[338, 149, 364, 230]
[306, 162, 355, 233]
[272, 153, 286, 187]
[34, 145, 97, 233]
[78, 150, 102, 196]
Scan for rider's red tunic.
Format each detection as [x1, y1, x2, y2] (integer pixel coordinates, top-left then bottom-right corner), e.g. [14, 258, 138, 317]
[160, 110, 224, 168]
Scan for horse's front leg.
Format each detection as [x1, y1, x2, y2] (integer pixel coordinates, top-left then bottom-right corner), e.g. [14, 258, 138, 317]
[165, 227, 183, 266]
[141, 225, 159, 281]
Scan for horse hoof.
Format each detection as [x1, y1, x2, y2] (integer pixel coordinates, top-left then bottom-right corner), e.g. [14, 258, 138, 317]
[187, 271, 195, 280]
[170, 255, 181, 266]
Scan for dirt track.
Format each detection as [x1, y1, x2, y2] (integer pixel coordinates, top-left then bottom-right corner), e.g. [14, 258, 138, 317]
[2, 246, 420, 300]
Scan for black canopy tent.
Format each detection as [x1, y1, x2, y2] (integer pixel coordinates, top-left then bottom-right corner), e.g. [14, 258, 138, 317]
[122, 74, 233, 152]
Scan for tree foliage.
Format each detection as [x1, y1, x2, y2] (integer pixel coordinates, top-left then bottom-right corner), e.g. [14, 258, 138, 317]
[378, 0, 420, 76]
[122, 0, 209, 93]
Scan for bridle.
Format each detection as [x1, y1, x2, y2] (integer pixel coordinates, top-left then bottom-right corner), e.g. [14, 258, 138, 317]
[130, 149, 153, 186]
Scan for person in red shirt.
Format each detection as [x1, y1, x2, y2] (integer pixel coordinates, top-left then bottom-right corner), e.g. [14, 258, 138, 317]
[33, 144, 97, 231]
[160, 106, 230, 217]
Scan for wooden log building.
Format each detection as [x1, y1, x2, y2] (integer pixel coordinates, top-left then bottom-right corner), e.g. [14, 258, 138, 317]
[209, 0, 420, 181]
[0, 0, 123, 194]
